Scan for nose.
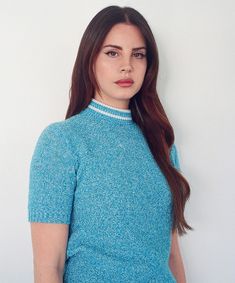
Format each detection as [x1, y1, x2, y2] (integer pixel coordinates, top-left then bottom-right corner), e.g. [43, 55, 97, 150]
[121, 66, 132, 73]
[120, 56, 133, 73]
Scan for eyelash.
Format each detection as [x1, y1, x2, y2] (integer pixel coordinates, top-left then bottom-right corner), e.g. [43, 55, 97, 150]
[105, 51, 146, 59]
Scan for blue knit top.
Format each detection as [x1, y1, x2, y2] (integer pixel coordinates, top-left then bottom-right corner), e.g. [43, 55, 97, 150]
[28, 98, 181, 283]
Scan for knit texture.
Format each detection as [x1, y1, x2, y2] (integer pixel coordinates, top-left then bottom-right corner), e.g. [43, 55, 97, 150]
[28, 98, 181, 283]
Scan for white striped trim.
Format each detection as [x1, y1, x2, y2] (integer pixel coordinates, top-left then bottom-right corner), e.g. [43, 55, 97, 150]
[88, 105, 132, 120]
[91, 98, 131, 113]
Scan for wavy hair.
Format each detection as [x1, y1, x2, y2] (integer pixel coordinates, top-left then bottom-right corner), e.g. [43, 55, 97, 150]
[65, 5, 193, 236]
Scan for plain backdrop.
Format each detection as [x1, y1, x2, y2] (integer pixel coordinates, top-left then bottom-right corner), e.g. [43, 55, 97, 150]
[0, 0, 234, 282]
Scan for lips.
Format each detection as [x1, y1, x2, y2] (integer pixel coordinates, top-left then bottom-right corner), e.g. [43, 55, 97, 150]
[115, 79, 134, 87]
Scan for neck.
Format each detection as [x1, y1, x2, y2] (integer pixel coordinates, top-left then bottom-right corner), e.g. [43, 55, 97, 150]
[86, 98, 133, 123]
[93, 94, 130, 110]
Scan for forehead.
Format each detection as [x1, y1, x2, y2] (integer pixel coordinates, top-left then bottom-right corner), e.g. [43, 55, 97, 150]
[102, 23, 146, 47]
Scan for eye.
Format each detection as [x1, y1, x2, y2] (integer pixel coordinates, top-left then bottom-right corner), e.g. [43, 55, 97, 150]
[133, 52, 146, 59]
[105, 51, 118, 57]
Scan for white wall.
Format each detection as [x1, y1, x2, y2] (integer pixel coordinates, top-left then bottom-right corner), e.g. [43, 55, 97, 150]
[0, 0, 234, 282]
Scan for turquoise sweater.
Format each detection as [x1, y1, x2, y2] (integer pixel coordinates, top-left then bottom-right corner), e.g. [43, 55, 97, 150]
[28, 98, 180, 283]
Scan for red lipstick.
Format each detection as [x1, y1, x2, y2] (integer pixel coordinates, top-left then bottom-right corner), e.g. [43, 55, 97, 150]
[115, 79, 134, 87]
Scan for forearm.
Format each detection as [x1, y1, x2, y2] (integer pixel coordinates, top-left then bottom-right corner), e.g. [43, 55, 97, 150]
[169, 253, 187, 283]
[34, 265, 64, 283]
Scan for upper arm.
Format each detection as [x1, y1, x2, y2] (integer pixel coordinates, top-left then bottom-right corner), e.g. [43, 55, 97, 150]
[28, 123, 78, 224]
[30, 223, 69, 271]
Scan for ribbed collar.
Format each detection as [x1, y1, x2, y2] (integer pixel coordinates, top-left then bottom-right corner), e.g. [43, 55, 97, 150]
[87, 98, 133, 122]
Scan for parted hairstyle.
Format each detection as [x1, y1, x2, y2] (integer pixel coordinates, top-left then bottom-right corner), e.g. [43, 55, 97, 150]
[65, 5, 193, 236]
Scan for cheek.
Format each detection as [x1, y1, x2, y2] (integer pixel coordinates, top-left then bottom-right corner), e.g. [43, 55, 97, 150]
[96, 60, 113, 76]
[94, 62, 113, 87]
[94, 60, 107, 81]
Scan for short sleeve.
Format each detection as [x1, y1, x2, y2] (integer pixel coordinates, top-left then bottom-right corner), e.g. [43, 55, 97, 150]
[28, 123, 77, 224]
[170, 143, 181, 172]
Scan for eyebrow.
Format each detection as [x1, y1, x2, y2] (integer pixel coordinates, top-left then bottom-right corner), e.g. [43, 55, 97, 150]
[102, 44, 146, 51]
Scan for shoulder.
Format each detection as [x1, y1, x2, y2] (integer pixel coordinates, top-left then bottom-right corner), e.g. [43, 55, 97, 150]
[36, 113, 85, 147]
[34, 120, 69, 154]
[170, 143, 178, 158]
[38, 114, 81, 138]
[32, 114, 85, 164]
[170, 143, 181, 171]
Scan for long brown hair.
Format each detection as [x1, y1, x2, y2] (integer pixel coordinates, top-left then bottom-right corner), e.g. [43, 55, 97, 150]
[65, 5, 193, 236]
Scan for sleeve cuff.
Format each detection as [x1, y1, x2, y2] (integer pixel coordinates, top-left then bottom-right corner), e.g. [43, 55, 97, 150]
[28, 210, 71, 224]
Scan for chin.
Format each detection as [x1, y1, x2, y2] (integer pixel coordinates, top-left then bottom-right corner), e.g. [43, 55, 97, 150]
[112, 93, 136, 101]
[116, 89, 139, 98]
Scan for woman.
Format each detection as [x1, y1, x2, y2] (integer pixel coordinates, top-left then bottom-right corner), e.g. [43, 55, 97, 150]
[28, 5, 192, 283]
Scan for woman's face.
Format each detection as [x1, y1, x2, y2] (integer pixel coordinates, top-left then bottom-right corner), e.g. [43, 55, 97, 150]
[93, 23, 147, 109]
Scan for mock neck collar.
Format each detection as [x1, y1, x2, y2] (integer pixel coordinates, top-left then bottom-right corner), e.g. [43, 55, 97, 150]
[87, 98, 133, 122]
